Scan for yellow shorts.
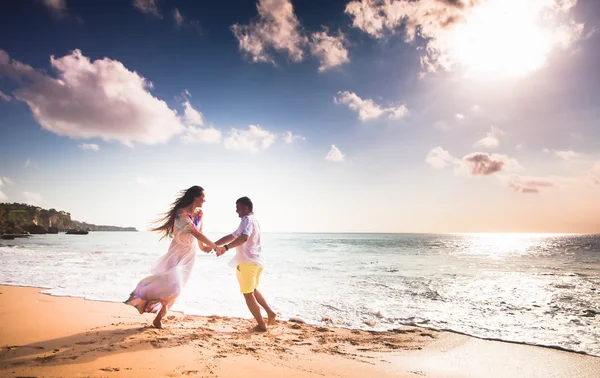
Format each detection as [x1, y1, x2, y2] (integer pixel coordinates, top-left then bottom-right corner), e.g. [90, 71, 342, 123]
[236, 263, 263, 294]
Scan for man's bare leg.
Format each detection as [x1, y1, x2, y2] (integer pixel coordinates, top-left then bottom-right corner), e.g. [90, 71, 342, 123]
[254, 289, 277, 326]
[243, 293, 267, 332]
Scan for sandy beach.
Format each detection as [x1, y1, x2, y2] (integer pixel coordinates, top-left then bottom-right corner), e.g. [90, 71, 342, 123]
[0, 285, 598, 378]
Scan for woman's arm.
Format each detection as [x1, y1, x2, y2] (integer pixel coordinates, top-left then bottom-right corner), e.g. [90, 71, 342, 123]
[190, 227, 216, 249]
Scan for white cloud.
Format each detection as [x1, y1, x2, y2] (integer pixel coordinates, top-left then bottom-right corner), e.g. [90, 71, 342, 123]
[555, 150, 583, 160]
[310, 29, 350, 71]
[508, 175, 555, 194]
[345, 0, 584, 76]
[41, 0, 66, 10]
[136, 176, 156, 187]
[387, 104, 408, 120]
[79, 143, 99, 151]
[429, 148, 520, 177]
[462, 152, 517, 176]
[544, 149, 584, 160]
[182, 101, 204, 127]
[181, 126, 222, 144]
[334, 91, 408, 121]
[173, 8, 184, 26]
[172, 8, 201, 32]
[23, 191, 42, 205]
[1, 176, 14, 185]
[224, 125, 276, 153]
[282, 131, 305, 144]
[455, 113, 465, 120]
[473, 133, 500, 148]
[429, 147, 539, 193]
[426, 147, 457, 169]
[231, 0, 308, 65]
[334, 91, 383, 120]
[132, 0, 161, 18]
[474, 126, 504, 149]
[569, 132, 583, 140]
[588, 162, 600, 185]
[179, 100, 222, 144]
[0, 90, 11, 101]
[0, 49, 184, 146]
[345, 0, 476, 73]
[326, 144, 344, 162]
[0, 50, 9, 64]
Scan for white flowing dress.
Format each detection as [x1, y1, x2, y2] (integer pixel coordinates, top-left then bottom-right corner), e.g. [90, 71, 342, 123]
[125, 210, 201, 314]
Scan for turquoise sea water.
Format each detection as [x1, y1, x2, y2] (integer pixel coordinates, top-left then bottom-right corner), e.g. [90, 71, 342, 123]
[1, 232, 599, 356]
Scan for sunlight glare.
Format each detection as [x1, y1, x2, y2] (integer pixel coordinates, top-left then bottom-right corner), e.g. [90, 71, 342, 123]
[450, 0, 556, 77]
[461, 233, 553, 259]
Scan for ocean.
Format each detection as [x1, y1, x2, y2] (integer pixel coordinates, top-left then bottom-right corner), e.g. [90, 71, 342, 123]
[1, 232, 598, 356]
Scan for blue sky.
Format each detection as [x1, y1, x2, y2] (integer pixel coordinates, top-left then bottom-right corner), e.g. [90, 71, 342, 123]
[1, 0, 599, 233]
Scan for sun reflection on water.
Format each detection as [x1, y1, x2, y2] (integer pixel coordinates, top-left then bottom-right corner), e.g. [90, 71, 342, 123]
[456, 233, 574, 259]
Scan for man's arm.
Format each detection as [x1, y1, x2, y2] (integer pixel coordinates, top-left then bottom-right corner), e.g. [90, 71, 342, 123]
[215, 234, 236, 246]
[215, 234, 249, 256]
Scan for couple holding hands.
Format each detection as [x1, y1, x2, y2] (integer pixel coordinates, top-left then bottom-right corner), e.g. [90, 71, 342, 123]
[125, 185, 276, 332]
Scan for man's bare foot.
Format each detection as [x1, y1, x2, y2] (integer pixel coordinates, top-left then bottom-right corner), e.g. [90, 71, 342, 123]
[152, 318, 163, 329]
[252, 324, 267, 332]
[267, 312, 277, 326]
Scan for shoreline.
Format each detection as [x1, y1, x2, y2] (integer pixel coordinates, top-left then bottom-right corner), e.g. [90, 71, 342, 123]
[1, 285, 599, 377]
[2, 282, 597, 359]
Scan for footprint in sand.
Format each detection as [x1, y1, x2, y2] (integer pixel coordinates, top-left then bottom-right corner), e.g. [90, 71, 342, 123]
[100, 367, 120, 372]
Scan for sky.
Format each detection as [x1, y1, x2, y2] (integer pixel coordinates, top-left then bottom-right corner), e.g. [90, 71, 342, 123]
[0, 0, 599, 234]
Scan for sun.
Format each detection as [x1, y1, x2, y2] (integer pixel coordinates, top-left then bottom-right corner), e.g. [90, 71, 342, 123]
[448, 0, 560, 78]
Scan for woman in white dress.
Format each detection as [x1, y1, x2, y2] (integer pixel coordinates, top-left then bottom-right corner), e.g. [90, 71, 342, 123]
[125, 185, 216, 328]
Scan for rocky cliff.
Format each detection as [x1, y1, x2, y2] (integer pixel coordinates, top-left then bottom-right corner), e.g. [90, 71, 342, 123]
[0, 203, 137, 234]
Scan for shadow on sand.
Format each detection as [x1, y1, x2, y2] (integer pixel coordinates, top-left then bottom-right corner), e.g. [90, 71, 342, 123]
[0, 325, 193, 369]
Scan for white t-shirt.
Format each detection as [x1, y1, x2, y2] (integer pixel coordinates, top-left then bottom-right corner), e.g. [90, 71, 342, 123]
[229, 213, 263, 267]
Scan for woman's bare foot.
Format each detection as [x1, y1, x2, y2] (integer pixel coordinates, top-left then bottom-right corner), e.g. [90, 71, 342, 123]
[152, 318, 163, 329]
[267, 312, 277, 326]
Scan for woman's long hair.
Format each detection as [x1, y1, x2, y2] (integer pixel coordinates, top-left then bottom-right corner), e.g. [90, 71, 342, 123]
[150, 185, 204, 240]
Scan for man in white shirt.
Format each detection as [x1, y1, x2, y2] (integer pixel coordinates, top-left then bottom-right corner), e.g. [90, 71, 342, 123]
[214, 197, 276, 332]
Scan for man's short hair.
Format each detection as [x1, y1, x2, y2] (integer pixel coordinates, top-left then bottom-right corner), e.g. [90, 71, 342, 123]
[236, 196, 253, 212]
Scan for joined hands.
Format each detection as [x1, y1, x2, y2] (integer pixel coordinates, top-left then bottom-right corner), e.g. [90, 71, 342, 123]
[200, 245, 213, 253]
[214, 246, 227, 257]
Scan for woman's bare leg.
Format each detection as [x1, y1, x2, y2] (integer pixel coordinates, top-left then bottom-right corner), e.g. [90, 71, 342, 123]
[152, 303, 167, 329]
